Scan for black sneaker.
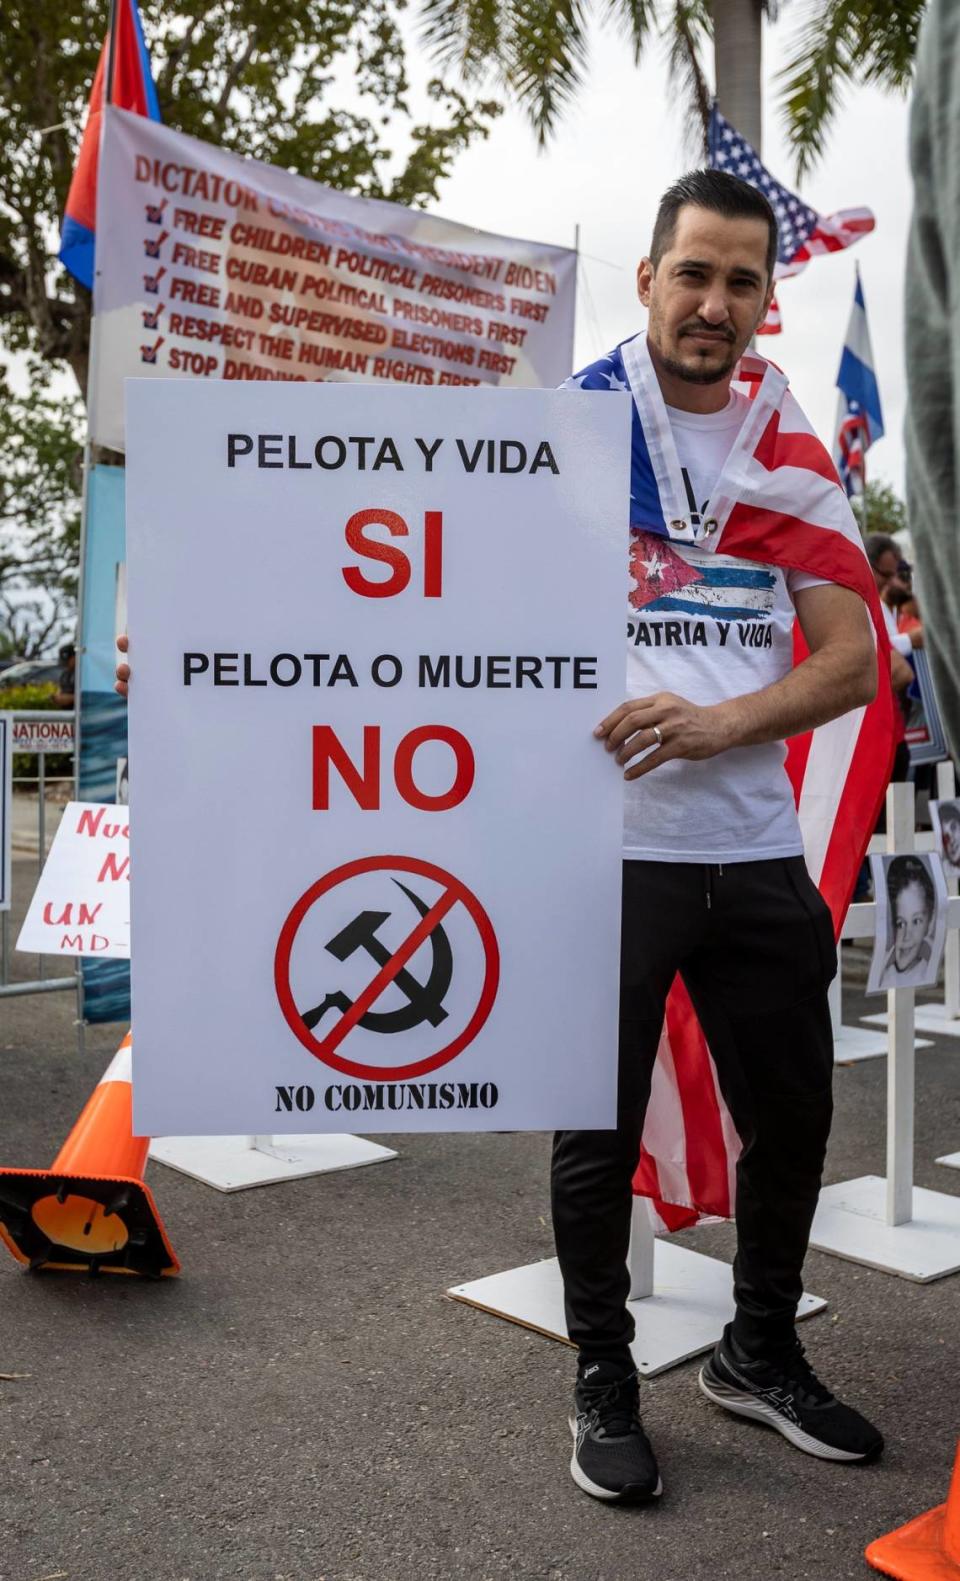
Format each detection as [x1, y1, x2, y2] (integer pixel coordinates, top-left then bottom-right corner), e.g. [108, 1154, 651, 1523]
[569, 1360, 662, 1502]
[698, 1324, 884, 1463]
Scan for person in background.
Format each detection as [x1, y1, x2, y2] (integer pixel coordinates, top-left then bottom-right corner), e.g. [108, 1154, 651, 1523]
[894, 562, 923, 641]
[938, 801, 960, 870]
[906, 0, 960, 762]
[865, 534, 915, 784]
[54, 642, 76, 709]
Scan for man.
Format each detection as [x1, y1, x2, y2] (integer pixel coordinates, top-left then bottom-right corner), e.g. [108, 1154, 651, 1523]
[557, 169, 886, 1504]
[865, 533, 923, 655]
[906, 0, 960, 761]
[863, 534, 916, 819]
[53, 642, 76, 709]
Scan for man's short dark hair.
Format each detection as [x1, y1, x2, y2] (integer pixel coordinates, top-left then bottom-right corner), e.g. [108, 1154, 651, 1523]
[865, 532, 901, 567]
[650, 169, 778, 282]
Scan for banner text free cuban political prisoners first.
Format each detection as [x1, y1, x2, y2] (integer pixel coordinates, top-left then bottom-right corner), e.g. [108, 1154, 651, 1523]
[90, 109, 576, 452]
[126, 381, 630, 1135]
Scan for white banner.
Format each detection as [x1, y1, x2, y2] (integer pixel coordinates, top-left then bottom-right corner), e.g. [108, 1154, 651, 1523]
[91, 109, 577, 452]
[16, 802, 130, 956]
[126, 381, 629, 1134]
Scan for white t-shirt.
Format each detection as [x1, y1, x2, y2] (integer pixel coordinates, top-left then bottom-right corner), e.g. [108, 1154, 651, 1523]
[623, 391, 827, 863]
[881, 598, 913, 657]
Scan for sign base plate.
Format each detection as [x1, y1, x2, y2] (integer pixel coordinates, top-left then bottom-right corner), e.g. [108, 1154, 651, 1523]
[861, 1004, 960, 1040]
[448, 1248, 825, 1378]
[810, 1175, 960, 1281]
[149, 1133, 396, 1192]
[832, 1023, 899, 1064]
[834, 1023, 933, 1063]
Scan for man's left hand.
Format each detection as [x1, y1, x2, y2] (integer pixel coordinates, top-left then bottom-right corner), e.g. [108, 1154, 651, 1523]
[594, 692, 733, 780]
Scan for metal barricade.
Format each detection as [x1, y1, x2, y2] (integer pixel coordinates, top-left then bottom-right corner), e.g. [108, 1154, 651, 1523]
[1, 710, 80, 1012]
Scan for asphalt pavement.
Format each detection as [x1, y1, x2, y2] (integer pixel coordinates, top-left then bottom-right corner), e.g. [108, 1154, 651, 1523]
[2, 851, 960, 1581]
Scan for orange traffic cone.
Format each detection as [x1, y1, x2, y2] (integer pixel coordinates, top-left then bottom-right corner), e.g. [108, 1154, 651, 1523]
[0, 1033, 179, 1278]
[867, 1442, 960, 1579]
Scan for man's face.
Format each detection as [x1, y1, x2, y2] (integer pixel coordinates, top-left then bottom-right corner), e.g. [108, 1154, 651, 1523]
[872, 549, 910, 605]
[637, 205, 774, 386]
[893, 880, 932, 972]
[942, 813, 960, 867]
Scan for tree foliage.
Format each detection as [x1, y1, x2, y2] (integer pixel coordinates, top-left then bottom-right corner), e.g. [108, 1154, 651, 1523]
[420, 0, 714, 146]
[777, 0, 927, 178]
[419, 0, 926, 172]
[0, 376, 84, 657]
[0, 0, 500, 394]
[851, 478, 908, 539]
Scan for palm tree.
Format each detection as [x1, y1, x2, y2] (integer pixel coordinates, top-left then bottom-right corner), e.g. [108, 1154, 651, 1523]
[419, 0, 927, 171]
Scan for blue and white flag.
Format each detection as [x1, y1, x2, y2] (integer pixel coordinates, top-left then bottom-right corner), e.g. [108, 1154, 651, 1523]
[833, 268, 884, 497]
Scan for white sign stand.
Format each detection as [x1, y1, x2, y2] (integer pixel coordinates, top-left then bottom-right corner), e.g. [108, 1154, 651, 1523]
[811, 782, 960, 1281]
[449, 1196, 826, 1378]
[861, 763, 960, 1044]
[830, 969, 893, 1063]
[149, 1132, 396, 1192]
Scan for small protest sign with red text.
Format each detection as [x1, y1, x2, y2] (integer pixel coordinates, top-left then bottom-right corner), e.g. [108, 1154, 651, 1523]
[17, 802, 130, 957]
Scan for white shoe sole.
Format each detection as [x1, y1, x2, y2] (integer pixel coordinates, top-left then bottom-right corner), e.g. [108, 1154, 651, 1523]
[567, 1415, 663, 1501]
[697, 1368, 870, 1462]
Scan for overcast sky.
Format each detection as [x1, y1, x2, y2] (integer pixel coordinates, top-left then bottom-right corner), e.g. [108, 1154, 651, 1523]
[403, 12, 912, 496]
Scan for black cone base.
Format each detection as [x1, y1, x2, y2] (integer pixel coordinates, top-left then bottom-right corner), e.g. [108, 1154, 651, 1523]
[0, 1168, 180, 1277]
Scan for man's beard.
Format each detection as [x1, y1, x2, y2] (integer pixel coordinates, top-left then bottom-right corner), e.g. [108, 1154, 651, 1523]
[656, 345, 738, 384]
[655, 325, 740, 385]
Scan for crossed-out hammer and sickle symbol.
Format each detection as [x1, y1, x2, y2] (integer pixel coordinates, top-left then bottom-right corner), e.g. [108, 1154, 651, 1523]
[301, 880, 453, 1036]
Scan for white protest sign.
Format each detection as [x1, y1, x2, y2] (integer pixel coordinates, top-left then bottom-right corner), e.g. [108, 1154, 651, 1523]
[0, 714, 11, 912]
[16, 802, 130, 957]
[91, 109, 576, 452]
[126, 381, 629, 1135]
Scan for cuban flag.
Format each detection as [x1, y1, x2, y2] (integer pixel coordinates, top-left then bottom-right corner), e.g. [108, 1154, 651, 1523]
[59, 0, 161, 290]
[566, 333, 895, 1228]
[708, 104, 874, 335]
[833, 268, 884, 497]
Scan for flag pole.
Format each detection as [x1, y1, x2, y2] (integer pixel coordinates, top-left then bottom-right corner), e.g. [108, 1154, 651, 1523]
[104, 0, 120, 106]
[74, 0, 122, 1046]
[856, 263, 867, 503]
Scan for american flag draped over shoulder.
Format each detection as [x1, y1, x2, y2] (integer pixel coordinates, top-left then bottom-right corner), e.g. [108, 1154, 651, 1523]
[564, 334, 895, 1228]
[708, 105, 875, 336]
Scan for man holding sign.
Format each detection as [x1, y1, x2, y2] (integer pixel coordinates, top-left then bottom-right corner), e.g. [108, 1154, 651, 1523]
[117, 167, 891, 1509]
[556, 169, 890, 1503]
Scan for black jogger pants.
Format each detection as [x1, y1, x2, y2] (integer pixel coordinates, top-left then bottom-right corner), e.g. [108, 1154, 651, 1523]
[551, 857, 837, 1365]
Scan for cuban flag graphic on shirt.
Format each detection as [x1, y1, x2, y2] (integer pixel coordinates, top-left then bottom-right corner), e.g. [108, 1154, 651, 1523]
[630, 533, 778, 619]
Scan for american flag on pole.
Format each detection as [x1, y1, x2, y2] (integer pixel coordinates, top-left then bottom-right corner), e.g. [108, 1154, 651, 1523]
[565, 333, 895, 1228]
[708, 105, 875, 336]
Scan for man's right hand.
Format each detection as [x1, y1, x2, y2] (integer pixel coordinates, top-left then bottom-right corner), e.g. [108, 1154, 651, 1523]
[115, 633, 130, 699]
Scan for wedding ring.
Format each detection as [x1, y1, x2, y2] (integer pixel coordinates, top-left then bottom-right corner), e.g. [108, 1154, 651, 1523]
[652, 725, 663, 747]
